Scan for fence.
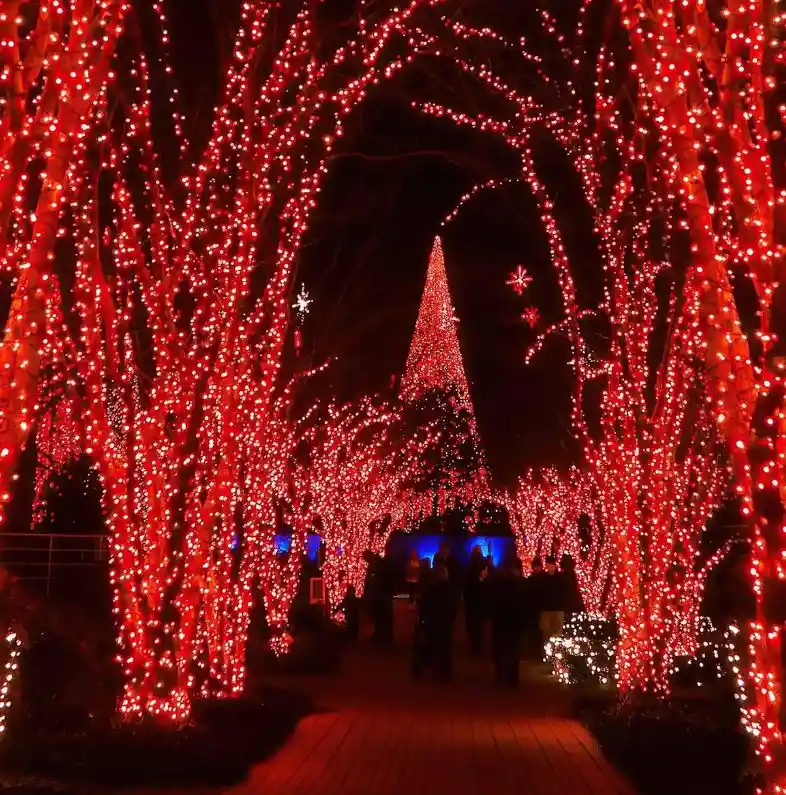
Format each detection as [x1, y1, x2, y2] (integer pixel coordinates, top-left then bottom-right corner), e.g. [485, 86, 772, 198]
[0, 533, 109, 596]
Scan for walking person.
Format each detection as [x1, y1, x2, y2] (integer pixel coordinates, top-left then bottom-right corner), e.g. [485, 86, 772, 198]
[377, 552, 396, 644]
[522, 556, 545, 659]
[539, 555, 566, 652]
[364, 551, 395, 645]
[434, 541, 458, 585]
[463, 545, 489, 656]
[489, 554, 524, 685]
[337, 584, 360, 641]
[405, 548, 421, 604]
[412, 561, 457, 681]
[559, 553, 584, 619]
[411, 560, 431, 675]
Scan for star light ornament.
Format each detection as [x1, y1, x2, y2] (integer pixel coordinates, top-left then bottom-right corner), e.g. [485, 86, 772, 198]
[521, 307, 539, 329]
[507, 265, 532, 295]
[293, 285, 312, 322]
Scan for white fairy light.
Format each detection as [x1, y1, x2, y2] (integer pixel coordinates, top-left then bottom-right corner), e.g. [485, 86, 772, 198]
[0, 631, 22, 738]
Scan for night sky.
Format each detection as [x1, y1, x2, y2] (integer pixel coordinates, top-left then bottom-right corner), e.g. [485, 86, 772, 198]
[162, 0, 594, 487]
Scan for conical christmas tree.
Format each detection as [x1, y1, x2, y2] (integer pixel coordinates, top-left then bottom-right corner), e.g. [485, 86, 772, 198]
[400, 236, 488, 518]
[401, 236, 473, 408]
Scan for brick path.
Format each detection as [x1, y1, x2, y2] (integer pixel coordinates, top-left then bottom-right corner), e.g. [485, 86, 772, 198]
[228, 603, 636, 795]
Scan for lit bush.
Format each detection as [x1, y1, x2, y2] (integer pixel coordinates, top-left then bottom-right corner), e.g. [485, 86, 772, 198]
[545, 613, 731, 688]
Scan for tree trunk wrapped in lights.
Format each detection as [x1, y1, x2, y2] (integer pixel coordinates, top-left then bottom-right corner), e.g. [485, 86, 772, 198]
[241, 383, 319, 658]
[0, 0, 127, 524]
[586, 313, 729, 691]
[603, 0, 786, 782]
[305, 399, 435, 611]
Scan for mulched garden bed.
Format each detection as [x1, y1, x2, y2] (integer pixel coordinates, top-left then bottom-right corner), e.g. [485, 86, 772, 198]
[577, 692, 755, 795]
[2, 688, 313, 789]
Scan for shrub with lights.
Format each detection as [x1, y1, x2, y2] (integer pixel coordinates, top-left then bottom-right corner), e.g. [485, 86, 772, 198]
[546, 613, 617, 686]
[546, 614, 734, 691]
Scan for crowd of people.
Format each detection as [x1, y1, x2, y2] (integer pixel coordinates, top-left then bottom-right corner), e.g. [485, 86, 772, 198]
[359, 542, 583, 685]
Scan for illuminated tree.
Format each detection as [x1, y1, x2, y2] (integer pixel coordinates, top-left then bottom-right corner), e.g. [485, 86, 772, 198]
[402, 237, 475, 409]
[306, 397, 434, 609]
[596, 0, 786, 781]
[577, 281, 730, 692]
[501, 467, 607, 612]
[0, 1, 128, 523]
[400, 235, 489, 514]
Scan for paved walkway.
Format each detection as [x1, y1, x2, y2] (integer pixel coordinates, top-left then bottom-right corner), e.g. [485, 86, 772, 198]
[229, 603, 636, 795]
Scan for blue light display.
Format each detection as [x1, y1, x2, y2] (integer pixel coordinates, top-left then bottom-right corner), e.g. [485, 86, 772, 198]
[273, 533, 320, 561]
[386, 531, 514, 567]
[270, 531, 512, 567]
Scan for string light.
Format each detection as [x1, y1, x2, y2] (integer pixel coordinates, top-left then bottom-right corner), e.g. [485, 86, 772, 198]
[0, 3, 777, 771]
[0, 630, 21, 738]
[501, 468, 608, 614]
[604, 0, 786, 782]
[2, 0, 457, 721]
[402, 237, 473, 409]
[0, 1, 129, 526]
[545, 613, 616, 686]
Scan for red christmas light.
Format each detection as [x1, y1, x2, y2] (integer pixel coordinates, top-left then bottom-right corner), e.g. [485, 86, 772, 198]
[501, 467, 608, 613]
[0, 5, 780, 777]
[0, 1, 129, 522]
[302, 398, 437, 609]
[0, 629, 22, 739]
[602, 0, 786, 782]
[12, 0, 456, 721]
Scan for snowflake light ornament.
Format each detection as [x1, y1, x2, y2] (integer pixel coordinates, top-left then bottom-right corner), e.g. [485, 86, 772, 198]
[507, 265, 532, 295]
[292, 284, 312, 321]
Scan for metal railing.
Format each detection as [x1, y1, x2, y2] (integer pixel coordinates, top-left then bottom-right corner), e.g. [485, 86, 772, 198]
[0, 533, 109, 595]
